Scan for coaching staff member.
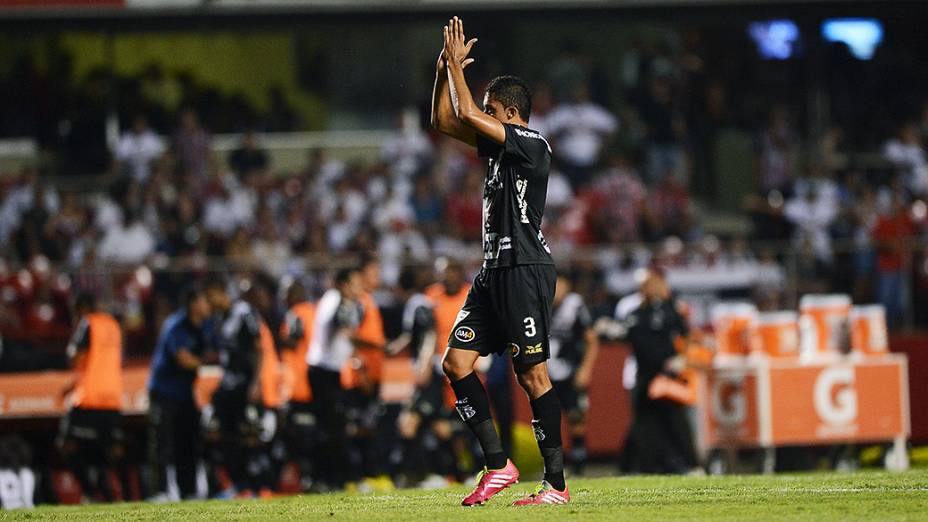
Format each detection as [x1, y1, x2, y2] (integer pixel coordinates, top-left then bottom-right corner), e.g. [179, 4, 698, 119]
[147, 284, 212, 500]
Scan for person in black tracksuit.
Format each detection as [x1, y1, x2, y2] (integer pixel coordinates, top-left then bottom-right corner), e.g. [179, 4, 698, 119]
[621, 270, 697, 474]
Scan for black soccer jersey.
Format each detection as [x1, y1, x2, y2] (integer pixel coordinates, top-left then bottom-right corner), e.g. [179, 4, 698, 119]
[548, 292, 592, 381]
[217, 300, 261, 389]
[476, 123, 554, 268]
[401, 293, 435, 360]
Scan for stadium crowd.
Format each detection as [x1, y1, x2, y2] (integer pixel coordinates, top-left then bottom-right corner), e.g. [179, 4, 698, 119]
[1, 23, 927, 502]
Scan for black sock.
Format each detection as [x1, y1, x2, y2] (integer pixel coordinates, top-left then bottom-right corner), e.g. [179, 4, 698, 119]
[450, 372, 506, 469]
[530, 389, 565, 491]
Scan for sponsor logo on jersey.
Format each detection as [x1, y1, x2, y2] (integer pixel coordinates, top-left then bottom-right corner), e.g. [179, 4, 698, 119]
[513, 127, 553, 153]
[455, 326, 476, 343]
[525, 342, 543, 355]
[531, 419, 546, 441]
[509, 342, 520, 357]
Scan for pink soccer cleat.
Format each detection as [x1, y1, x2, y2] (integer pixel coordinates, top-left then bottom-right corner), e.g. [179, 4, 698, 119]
[512, 481, 570, 506]
[461, 459, 520, 506]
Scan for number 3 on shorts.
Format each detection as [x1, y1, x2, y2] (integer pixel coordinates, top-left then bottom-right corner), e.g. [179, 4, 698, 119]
[524, 317, 536, 337]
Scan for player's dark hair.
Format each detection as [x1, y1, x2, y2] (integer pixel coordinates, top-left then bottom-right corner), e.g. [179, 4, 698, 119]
[203, 274, 227, 293]
[358, 251, 379, 270]
[286, 280, 306, 305]
[335, 267, 358, 287]
[397, 267, 422, 293]
[181, 283, 205, 310]
[486, 75, 532, 122]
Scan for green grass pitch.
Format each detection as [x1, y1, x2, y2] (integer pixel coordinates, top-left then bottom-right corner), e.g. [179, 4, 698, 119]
[10, 469, 928, 521]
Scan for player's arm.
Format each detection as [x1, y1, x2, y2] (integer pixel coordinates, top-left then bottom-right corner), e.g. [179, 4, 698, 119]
[574, 326, 600, 390]
[431, 49, 477, 146]
[175, 349, 202, 371]
[385, 333, 411, 355]
[278, 312, 304, 351]
[444, 17, 506, 145]
[414, 329, 437, 385]
[245, 314, 263, 404]
[66, 318, 90, 364]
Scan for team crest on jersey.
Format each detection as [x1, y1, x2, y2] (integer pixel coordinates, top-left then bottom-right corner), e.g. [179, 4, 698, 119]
[455, 326, 476, 343]
[531, 419, 546, 441]
[525, 343, 543, 355]
[509, 342, 520, 357]
[453, 310, 470, 328]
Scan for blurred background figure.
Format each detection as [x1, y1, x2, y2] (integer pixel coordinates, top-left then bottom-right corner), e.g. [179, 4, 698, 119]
[547, 272, 600, 475]
[619, 269, 697, 474]
[57, 292, 127, 502]
[146, 284, 210, 501]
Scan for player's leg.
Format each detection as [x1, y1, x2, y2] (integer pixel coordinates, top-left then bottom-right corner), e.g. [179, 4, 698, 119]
[441, 347, 507, 470]
[514, 364, 566, 491]
[174, 399, 201, 498]
[57, 409, 99, 501]
[506, 265, 569, 505]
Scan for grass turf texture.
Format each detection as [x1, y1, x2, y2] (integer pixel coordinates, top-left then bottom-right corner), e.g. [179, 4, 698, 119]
[10, 469, 928, 521]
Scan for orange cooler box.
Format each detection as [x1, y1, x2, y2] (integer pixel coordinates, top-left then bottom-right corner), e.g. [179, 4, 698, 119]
[752, 311, 799, 358]
[799, 294, 851, 357]
[850, 304, 889, 356]
[711, 303, 758, 356]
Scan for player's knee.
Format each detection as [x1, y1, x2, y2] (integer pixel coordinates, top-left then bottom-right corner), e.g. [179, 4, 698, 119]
[441, 352, 467, 381]
[515, 363, 552, 397]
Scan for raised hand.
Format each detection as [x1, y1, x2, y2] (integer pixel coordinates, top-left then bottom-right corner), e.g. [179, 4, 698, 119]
[443, 16, 477, 69]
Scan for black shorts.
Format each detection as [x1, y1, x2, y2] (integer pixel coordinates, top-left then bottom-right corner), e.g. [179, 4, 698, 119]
[211, 386, 249, 437]
[59, 407, 122, 446]
[448, 264, 556, 371]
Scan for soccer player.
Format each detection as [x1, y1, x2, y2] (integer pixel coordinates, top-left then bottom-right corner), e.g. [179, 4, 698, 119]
[204, 277, 265, 497]
[390, 268, 455, 487]
[278, 280, 317, 490]
[57, 292, 126, 502]
[147, 284, 211, 501]
[434, 17, 569, 506]
[306, 267, 364, 491]
[547, 272, 600, 475]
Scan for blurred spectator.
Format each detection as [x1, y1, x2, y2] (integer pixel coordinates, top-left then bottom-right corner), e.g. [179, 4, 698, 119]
[380, 109, 433, 180]
[586, 154, 647, 243]
[114, 115, 165, 183]
[883, 123, 928, 196]
[783, 185, 838, 267]
[755, 106, 796, 193]
[98, 210, 156, 265]
[173, 109, 212, 179]
[647, 171, 697, 241]
[638, 76, 687, 186]
[227, 130, 269, 178]
[872, 193, 919, 327]
[546, 84, 618, 187]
